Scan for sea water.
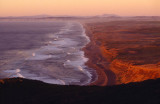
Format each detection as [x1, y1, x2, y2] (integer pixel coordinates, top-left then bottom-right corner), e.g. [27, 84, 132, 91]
[0, 21, 96, 85]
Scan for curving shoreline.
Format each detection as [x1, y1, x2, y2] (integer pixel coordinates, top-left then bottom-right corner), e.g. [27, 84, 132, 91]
[82, 23, 116, 86]
[79, 23, 98, 85]
[0, 21, 95, 85]
[82, 20, 160, 85]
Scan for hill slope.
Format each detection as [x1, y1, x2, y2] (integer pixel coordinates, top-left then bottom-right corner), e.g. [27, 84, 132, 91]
[0, 78, 160, 104]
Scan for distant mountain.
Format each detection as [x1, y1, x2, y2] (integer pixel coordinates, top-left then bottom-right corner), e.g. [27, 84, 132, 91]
[0, 15, 53, 19]
[26, 14, 53, 18]
[98, 14, 120, 18]
[0, 15, 83, 19]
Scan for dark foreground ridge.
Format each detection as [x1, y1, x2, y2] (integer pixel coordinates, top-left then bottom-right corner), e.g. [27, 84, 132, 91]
[0, 78, 160, 104]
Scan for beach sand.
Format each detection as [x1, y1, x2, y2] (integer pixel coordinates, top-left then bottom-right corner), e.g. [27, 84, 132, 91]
[83, 24, 116, 86]
[82, 20, 160, 86]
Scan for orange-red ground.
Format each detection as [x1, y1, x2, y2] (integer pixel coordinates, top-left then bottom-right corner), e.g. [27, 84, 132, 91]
[83, 20, 160, 86]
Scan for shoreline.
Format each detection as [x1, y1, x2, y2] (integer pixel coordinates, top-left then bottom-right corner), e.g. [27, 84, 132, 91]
[82, 20, 160, 85]
[79, 23, 98, 85]
[82, 23, 116, 86]
[0, 21, 95, 86]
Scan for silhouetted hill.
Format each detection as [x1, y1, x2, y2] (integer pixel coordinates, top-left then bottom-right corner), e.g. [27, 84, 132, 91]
[0, 78, 160, 104]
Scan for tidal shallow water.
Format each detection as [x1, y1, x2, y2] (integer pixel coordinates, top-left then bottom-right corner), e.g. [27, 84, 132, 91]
[0, 21, 96, 85]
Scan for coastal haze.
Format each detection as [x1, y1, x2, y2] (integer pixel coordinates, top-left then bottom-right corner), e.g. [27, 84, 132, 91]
[0, 17, 160, 104]
[0, 0, 160, 16]
[0, 0, 160, 104]
[0, 21, 96, 85]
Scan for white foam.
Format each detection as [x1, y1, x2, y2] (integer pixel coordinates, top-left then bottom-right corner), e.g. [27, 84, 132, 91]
[2, 21, 95, 85]
[78, 66, 84, 72]
[79, 23, 90, 42]
[4, 68, 25, 78]
[32, 53, 36, 56]
[16, 73, 25, 78]
[16, 69, 21, 73]
[53, 38, 78, 47]
[67, 60, 71, 62]
[27, 54, 52, 60]
[49, 41, 52, 44]
[58, 79, 66, 85]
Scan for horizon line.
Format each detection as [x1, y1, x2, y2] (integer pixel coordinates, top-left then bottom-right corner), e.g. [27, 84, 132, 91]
[1, 14, 160, 18]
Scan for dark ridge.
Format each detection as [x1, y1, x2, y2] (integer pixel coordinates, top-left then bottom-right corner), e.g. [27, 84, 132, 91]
[0, 78, 160, 104]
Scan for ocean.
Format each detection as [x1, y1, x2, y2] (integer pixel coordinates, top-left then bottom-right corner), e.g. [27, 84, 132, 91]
[0, 21, 96, 85]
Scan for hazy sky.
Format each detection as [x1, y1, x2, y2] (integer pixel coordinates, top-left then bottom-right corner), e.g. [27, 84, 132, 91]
[0, 0, 159, 16]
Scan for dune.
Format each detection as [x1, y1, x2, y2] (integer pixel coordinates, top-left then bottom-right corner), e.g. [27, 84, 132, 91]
[83, 20, 160, 85]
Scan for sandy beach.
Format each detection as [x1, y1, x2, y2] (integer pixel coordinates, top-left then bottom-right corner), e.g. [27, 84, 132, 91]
[1, 19, 160, 86]
[83, 24, 115, 86]
[82, 20, 160, 85]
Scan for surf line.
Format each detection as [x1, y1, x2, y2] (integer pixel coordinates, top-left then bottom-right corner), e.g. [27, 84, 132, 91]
[78, 22, 98, 85]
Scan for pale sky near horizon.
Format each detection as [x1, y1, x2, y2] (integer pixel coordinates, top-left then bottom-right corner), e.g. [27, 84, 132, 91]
[0, 0, 159, 16]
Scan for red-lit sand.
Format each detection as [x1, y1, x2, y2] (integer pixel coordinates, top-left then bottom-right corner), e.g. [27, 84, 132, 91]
[83, 20, 160, 86]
